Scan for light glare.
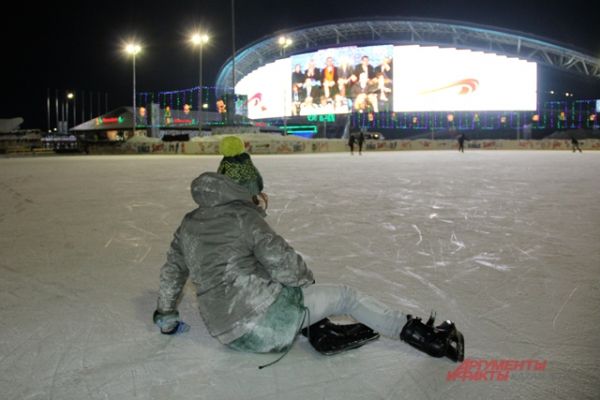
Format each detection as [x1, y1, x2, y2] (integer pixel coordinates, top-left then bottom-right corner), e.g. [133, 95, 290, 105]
[279, 36, 292, 47]
[191, 33, 209, 45]
[125, 43, 141, 55]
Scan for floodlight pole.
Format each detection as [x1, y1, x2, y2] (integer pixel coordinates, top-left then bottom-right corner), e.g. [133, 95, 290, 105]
[279, 36, 292, 135]
[55, 89, 59, 132]
[191, 33, 209, 135]
[46, 88, 50, 132]
[125, 43, 142, 138]
[132, 53, 137, 136]
[231, 0, 236, 95]
[66, 93, 69, 130]
[281, 45, 287, 135]
[198, 44, 203, 135]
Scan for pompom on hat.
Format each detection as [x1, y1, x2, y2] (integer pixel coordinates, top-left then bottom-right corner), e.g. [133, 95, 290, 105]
[219, 136, 246, 157]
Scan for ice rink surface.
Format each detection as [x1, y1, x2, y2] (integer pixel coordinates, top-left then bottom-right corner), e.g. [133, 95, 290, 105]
[1, 151, 599, 400]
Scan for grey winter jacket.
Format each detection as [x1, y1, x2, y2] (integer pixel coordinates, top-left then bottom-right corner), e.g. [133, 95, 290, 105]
[157, 172, 314, 344]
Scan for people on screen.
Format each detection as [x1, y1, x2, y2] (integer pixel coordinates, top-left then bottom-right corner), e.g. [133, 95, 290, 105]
[337, 58, 353, 98]
[321, 57, 338, 100]
[290, 52, 393, 115]
[303, 59, 322, 100]
[350, 72, 379, 112]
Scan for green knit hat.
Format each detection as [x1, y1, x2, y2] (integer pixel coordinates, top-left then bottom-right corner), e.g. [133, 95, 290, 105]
[219, 136, 245, 157]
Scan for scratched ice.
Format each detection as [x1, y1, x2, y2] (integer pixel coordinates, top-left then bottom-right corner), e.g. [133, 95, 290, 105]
[1, 151, 599, 399]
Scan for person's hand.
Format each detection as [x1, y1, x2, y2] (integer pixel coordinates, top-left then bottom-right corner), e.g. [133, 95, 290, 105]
[161, 321, 190, 335]
[257, 192, 269, 210]
[153, 310, 190, 335]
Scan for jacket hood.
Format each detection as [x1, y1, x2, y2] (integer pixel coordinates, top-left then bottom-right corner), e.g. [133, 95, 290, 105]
[191, 172, 254, 207]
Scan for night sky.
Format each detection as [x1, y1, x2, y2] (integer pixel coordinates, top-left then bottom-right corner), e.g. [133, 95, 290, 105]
[3, 0, 599, 129]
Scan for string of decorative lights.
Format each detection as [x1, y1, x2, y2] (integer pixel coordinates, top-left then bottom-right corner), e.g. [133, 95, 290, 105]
[135, 89, 597, 131]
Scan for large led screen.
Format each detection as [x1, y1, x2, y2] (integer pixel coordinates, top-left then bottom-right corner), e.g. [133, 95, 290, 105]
[234, 44, 537, 119]
[393, 46, 537, 111]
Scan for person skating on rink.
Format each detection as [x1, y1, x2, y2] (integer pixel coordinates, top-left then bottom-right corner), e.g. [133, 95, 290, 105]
[358, 131, 365, 155]
[457, 133, 468, 153]
[348, 134, 356, 155]
[571, 136, 582, 153]
[153, 171, 465, 365]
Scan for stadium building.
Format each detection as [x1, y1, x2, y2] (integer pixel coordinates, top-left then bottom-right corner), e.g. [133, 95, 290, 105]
[212, 18, 599, 139]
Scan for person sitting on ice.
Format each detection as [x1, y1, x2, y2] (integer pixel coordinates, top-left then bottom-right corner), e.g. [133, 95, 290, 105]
[152, 163, 464, 364]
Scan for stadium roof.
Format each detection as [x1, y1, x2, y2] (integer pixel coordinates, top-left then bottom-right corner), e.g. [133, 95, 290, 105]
[215, 17, 600, 95]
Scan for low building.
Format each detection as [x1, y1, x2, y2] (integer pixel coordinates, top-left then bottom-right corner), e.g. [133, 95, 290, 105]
[70, 106, 222, 142]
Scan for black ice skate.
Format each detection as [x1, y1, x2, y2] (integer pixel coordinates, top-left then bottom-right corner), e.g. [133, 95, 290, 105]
[400, 312, 465, 362]
[301, 318, 380, 355]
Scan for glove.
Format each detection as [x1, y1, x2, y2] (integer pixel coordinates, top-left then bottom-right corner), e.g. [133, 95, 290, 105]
[161, 321, 190, 335]
[153, 310, 190, 335]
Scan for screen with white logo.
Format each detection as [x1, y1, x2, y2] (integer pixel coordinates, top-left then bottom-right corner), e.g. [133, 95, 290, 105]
[235, 58, 291, 119]
[393, 45, 537, 111]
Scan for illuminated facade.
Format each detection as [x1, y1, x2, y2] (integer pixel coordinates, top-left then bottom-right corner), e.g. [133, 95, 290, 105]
[216, 18, 599, 95]
[212, 18, 599, 134]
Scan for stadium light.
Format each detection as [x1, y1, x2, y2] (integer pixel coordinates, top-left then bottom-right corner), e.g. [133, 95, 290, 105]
[125, 42, 142, 137]
[125, 43, 141, 55]
[191, 33, 209, 45]
[278, 36, 292, 48]
[191, 32, 209, 135]
[66, 92, 75, 128]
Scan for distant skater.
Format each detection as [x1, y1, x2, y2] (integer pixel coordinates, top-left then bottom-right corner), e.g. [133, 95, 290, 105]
[571, 136, 582, 153]
[348, 134, 356, 155]
[358, 132, 365, 155]
[457, 134, 468, 153]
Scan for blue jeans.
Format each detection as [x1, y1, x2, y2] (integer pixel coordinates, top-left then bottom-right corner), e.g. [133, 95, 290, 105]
[301, 284, 407, 339]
